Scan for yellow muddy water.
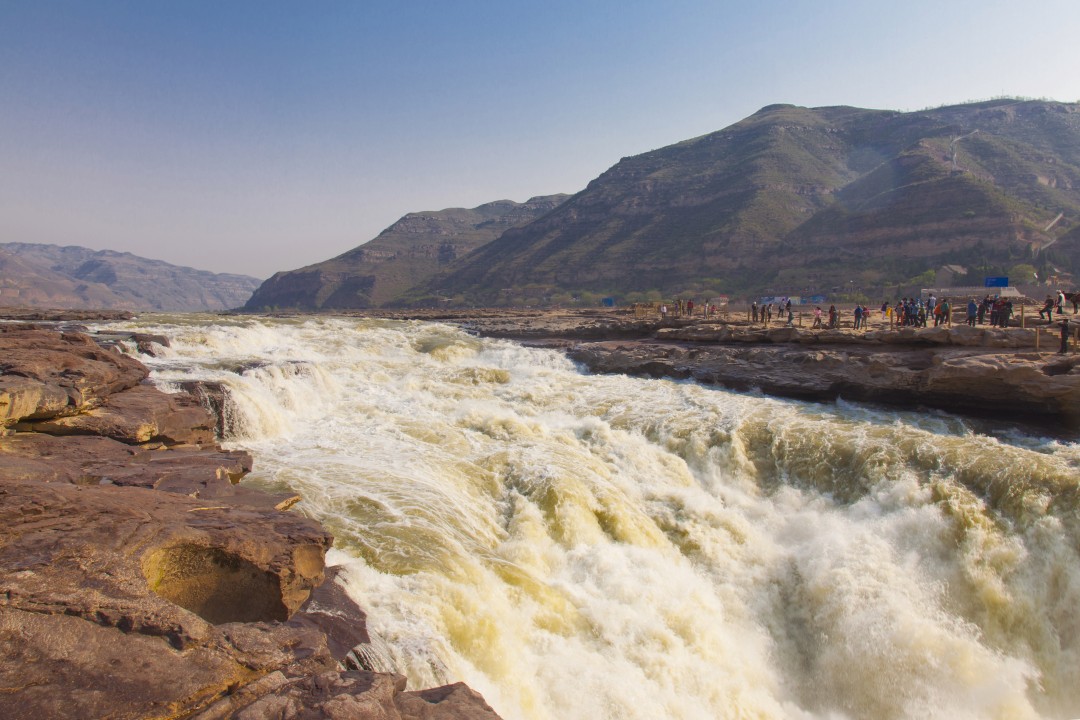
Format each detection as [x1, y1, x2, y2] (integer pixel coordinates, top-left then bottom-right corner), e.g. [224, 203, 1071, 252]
[115, 315, 1080, 720]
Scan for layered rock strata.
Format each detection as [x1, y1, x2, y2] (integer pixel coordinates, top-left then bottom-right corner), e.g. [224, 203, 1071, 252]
[0, 326, 502, 719]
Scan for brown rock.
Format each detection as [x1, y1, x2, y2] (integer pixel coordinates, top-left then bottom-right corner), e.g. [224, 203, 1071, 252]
[288, 566, 371, 661]
[19, 383, 217, 446]
[569, 340, 1080, 427]
[0, 476, 336, 718]
[193, 671, 504, 720]
[397, 683, 504, 720]
[0, 328, 148, 426]
[0, 432, 299, 507]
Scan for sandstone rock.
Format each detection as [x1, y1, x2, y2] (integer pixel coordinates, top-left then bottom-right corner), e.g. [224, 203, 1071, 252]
[0, 328, 148, 426]
[288, 566, 371, 661]
[0, 375, 70, 426]
[193, 671, 504, 720]
[396, 682, 504, 720]
[0, 432, 306, 511]
[94, 330, 173, 356]
[0, 476, 334, 719]
[569, 341, 1080, 428]
[18, 383, 217, 445]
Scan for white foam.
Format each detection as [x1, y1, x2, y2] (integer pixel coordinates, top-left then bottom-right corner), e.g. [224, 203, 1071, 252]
[116, 315, 1080, 720]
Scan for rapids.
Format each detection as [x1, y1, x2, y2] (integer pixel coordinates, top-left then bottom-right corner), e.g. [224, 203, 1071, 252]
[109, 314, 1080, 720]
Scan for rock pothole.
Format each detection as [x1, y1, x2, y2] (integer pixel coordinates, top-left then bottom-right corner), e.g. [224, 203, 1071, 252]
[143, 544, 288, 624]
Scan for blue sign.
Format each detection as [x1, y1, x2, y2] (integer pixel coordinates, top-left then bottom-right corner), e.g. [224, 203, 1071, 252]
[601, 297, 615, 307]
[984, 276, 1009, 288]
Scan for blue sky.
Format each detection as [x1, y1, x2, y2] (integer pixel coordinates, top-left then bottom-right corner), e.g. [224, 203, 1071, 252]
[2, 1, 1078, 278]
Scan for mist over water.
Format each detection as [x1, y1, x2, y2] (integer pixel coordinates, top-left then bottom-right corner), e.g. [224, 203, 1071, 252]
[114, 315, 1080, 720]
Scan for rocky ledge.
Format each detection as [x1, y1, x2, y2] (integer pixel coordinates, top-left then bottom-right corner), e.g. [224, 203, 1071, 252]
[0, 325, 501, 719]
[575, 323, 1080, 430]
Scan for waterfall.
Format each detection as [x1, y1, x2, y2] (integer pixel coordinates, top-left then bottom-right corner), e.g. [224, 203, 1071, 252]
[112, 314, 1080, 720]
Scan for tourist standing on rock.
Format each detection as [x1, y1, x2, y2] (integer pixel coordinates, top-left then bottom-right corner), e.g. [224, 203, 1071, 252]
[828, 305, 837, 329]
[853, 304, 863, 330]
[999, 299, 1013, 328]
[880, 302, 888, 321]
[687, 299, 695, 317]
[1060, 320, 1071, 354]
[786, 299, 793, 325]
[752, 301, 759, 322]
[1041, 296, 1055, 322]
[967, 298, 978, 327]
[1058, 290, 1067, 316]
[813, 306, 823, 328]
[661, 304, 668, 319]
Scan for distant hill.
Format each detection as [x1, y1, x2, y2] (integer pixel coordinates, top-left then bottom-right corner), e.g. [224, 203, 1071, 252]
[408, 99, 1080, 304]
[0, 243, 261, 312]
[244, 195, 569, 311]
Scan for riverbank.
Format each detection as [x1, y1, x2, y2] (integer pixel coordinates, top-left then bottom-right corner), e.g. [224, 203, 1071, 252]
[0, 320, 502, 719]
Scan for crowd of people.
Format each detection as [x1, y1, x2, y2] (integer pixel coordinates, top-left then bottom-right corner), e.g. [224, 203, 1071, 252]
[659, 298, 720, 319]
[659, 290, 1075, 332]
[740, 292, 1074, 332]
[655, 288, 1077, 354]
[748, 298, 795, 326]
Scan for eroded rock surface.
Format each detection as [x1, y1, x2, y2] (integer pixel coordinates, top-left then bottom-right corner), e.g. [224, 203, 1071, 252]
[569, 340, 1080, 428]
[0, 328, 148, 426]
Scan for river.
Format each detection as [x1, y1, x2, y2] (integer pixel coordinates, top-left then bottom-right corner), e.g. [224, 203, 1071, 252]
[106, 314, 1080, 720]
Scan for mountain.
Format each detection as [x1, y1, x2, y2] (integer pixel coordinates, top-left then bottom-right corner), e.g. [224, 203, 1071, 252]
[411, 99, 1080, 304]
[0, 243, 261, 311]
[244, 195, 570, 311]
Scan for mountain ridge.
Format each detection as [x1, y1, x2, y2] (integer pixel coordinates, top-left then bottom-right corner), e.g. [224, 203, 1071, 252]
[411, 99, 1080, 304]
[244, 194, 569, 311]
[244, 99, 1080, 309]
[0, 243, 261, 312]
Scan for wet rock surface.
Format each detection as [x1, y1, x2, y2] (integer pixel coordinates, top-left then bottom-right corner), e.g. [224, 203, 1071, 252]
[0, 325, 503, 719]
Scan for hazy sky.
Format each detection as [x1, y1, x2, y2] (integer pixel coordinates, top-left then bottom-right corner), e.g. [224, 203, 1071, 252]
[2, 1, 1078, 279]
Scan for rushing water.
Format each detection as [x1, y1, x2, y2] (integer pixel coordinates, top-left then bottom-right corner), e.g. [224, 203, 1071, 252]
[107, 314, 1080, 720]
